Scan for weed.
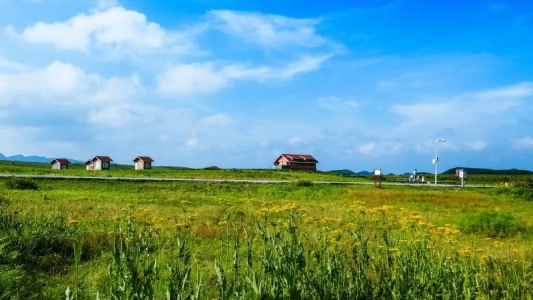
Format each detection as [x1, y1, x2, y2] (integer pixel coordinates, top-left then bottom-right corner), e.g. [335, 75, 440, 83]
[5, 177, 39, 190]
[457, 210, 524, 238]
[294, 180, 314, 187]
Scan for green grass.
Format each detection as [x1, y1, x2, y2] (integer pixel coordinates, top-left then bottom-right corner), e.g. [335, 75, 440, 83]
[3, 159, 531, 185]
[1, 176, 533, 298]
[0, 160, 368, 182]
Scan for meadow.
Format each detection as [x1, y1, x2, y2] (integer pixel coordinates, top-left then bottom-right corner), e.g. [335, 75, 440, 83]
[0, 160, 527, 185]
[1, 170, 533, 299]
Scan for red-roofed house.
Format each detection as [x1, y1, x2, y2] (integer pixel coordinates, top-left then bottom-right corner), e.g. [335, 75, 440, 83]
[133, 156, 154, 170]
[273, 154, 319, 171]
[50, 158, 70, 170]
[85, 156, 113, 170]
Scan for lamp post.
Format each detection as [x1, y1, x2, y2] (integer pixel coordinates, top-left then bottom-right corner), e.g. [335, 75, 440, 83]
[434, 138, 445, 185]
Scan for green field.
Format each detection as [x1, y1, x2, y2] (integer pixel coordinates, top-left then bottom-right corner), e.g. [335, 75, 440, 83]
[1, 160, 530, 185]
[1, 166, 533, 299]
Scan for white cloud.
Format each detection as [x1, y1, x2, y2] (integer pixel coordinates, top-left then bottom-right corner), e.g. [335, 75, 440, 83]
[0, 61, 98, 103]
[16, 5, 194, 55]
[0, 60, 140, 105]
[513, 136, 533, 149]
[468, 82, 533, 100]
[186, 138, 198, 148]
[391, 82, 533, 131]
[88, 105, 133, 128]
[317, 96, 359, 110]
[201, 113, 235, 126]
[465, 140, 487, 151]
[157, 63, 230, 96]
[208, 10, 327, 49]
[288, 137, 301, 146]
[345, 100, 359, 107]
[0, 56, 27, 71]
[157, 55, 330, 96]
[358, 141, 406, 156]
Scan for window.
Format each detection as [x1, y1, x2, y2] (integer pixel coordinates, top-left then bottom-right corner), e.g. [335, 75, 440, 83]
[144, 162, 151, 169]
[102, 162, 109, 169]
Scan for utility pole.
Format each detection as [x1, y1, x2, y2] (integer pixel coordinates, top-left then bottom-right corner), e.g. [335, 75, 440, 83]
[434, 138, 445, 185]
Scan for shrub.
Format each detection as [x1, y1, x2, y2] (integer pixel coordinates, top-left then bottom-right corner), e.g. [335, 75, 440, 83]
[457, 210, 524, 238]
[491, 184, 533, 201]
[294, 180, 314, 187]
[204, 166, 221, 170]
[5, 177, 39, 191]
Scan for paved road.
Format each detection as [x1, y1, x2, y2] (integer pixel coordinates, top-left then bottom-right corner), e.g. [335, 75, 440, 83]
[0, 173, 495, 188]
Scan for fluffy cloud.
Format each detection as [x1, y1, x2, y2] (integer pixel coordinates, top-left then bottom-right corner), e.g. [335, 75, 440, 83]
[157, 55, 329, 96]
[0, 60, 140, 105]
[201, 113, 235, 126]
[465, 140, 487, 151]
[358, 141, 407, 156]
[316, 96, 359, 110]
[15, 5, 194, 55]
[208, 10, 327, 49]
[391, 82, 533, 131]
[513, 136, 533, 149]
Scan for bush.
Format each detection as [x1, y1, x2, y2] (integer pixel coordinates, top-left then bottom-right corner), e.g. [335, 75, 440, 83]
[294, 180, 314, 187]
[5, 177, 39, 190]
[203, 166, 221, 170]
[457, 210, 524, 238]
[491, 182, 533, 201]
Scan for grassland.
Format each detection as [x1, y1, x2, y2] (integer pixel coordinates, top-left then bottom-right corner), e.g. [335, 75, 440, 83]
[1, 159, 530, 185]
[0, 160, 366, 182]
[1, 172, 533, 299]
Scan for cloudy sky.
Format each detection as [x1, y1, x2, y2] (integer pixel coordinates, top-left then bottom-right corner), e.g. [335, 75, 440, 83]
[0, 0, 532, 173]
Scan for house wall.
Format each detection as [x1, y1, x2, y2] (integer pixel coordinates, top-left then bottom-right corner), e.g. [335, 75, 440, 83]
[289, 162, 317, 171]
[101, 160, 110, 170]
[275, 156, 290, 166]
[86, 163, 94, 170]
[275, 156, 317, 171]
[135, 161, 144, 170]
[52, 162, 60, 170]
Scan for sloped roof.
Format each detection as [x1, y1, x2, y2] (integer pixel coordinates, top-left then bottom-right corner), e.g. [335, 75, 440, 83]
[274, 154, 319, 164]
[85, 156, 113, 164]
[50, 158, 70, 164]
[133, 156, 154, 163]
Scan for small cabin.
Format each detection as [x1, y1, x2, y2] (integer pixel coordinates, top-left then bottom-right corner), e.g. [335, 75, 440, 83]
[133, 156, 154, 170]
[50, 158, 70, 170]
[85, 156, 113, 170]
[273, 154, 318, 171]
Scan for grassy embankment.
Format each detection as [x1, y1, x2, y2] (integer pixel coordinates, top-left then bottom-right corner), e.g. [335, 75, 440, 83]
[1, 173, 533, 299]
[0, 160, 367, 182]
[0, 159, 529, 185]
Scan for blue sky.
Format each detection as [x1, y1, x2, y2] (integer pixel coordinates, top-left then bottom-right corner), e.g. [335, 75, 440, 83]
[0, 0, 532, 173]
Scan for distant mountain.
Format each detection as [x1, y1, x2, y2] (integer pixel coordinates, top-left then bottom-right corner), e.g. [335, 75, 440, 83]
[443, 167, 533, 175]
[0, 153, 82, 163]
[356, 170, 373, 175]
[329, 169, 374, 176]
[329, 169, 356, 175]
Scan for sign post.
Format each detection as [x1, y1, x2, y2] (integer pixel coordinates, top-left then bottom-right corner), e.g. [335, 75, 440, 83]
[455, 168, 466, 187]
[374, 169, 382, 188]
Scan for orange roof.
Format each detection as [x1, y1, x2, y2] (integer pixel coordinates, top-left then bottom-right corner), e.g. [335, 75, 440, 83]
[133, 156, 154, 162]
[50, 158, 70, 164]
[274, 154, 319, 164]
[85, 156, 113, 164]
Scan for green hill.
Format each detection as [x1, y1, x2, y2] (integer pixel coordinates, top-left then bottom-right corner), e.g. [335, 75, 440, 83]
[443, 167, 533, 175]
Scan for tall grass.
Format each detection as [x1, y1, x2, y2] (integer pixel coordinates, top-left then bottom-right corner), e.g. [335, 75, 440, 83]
[1, 179, 533, 298]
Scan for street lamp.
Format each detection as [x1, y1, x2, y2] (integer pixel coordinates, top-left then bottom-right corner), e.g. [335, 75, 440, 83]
[433, 138, 445, 185]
